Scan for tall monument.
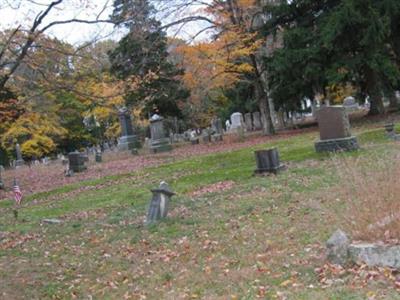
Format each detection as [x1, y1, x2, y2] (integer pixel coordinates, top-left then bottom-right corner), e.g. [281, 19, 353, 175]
[117, 107, 140, 151]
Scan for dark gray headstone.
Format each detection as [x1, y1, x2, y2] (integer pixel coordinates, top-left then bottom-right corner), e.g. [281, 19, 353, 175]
[326, 229, 350, 266]
[95, 151, 102, 162]
[254, 148, 285, 175]
[315, 106, 359, 152]
[68, 151, 87, 173]
[146, 181, 175, 225]
[252, 112, 262, 131]
[244, 113, 253, 131]
[15, 143, 24, 167]
[211, 118, 223, 141]
[150, 116, 172, 153]
[117, 107, 141, 151]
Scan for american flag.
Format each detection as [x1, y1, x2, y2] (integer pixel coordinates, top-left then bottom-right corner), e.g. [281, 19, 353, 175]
[13, 178, 22, 205]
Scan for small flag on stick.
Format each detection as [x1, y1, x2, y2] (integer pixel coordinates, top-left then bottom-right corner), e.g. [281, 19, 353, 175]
[13, 178, 22, 206]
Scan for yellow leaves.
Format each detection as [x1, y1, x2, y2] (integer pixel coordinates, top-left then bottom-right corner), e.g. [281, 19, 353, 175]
[325, 83, 356, 104]
[0, 112, 67, 157]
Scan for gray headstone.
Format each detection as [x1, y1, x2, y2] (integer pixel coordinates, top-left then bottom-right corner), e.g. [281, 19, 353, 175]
[315, 106, 359, 152]
[15, 143, 24, 167]
[254, 148, 285, 174]
[252, 112, 262, 130]
[68, 151, 87, 173]
[230, 112, 244, 130]
[244, 113, 253, 131]
[146, 181, 175, 225]
[326, 229, 350, 266]
[117, 107, 141, 151]
[317, 106, 351, 140]
[95, 151, 102, 163]
[149, 116, 172, 153]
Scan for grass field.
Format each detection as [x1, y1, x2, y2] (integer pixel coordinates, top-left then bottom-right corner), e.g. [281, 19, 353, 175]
[1, 124, 400, 299]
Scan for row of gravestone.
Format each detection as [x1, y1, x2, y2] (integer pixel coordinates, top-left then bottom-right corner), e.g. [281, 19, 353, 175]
[227, 112, 263, 132]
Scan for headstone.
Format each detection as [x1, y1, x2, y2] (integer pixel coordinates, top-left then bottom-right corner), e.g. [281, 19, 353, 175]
[68, 151, 87, 173]
[244, 113, 253, 131]
[384, 123, 400, 140]
[314, 106, 359, 152]
[326, 229, 350, 266]
[230, 112, 244, 130]
[252, 112, 262, 131]
[146, 181, 175, 225]
[202, 128, 212, 143]
[15, 143, 24, 167]
[254, 148, 285, 175]
[117, 107, 141, 151]
[95, 151, 102, 163]
[343, 96, 359, 111]
[225, 120, 231, 131]
[149, 115, 172, 153]
[189, 130, 199, 144]
[103, 141, 110, 151]
[211, 118, 223, 141]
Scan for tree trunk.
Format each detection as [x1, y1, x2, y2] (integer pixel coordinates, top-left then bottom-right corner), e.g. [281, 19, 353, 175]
[257, 84, 275, 135]
[365, 68, 385, 115]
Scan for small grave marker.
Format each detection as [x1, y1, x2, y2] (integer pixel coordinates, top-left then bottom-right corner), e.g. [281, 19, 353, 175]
[146, 182, 175, 225]
[254, 148, 285, 175]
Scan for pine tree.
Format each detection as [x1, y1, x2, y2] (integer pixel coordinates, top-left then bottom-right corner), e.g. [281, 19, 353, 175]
[109, 0, 189, 118]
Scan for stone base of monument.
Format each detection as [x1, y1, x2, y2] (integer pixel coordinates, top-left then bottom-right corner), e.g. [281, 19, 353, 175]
[327, 230, 400, 269]
[150, 138, 172, 153]
[117, 135, 140, 151]
[315, 136, 359, 153]
[15, 159, 25, 167]
[254, 148, 285, 175]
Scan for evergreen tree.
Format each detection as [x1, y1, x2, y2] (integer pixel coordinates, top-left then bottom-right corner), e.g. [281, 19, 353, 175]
[109, 0, 189, 118]
[265, 0, 400, 115]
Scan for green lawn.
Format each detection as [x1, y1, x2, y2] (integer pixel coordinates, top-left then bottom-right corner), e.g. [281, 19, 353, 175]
[0, 126, 399, 299]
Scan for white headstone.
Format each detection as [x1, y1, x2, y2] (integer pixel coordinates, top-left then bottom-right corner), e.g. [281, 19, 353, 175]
[230, 112, 244, 130]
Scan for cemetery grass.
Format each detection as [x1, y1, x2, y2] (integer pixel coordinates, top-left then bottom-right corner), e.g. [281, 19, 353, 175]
[1, 127, 400, 299]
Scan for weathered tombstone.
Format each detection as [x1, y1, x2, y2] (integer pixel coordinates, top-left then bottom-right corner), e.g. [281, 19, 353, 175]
[384, 123, 400, 140]
[95, 151, 102, 163]
[314, 106, 359, 152]
[146, 181, 175, 225]
[149, 115, 172, 153]
[189, 130, 198, 144]
[202, 128, 212, 143]
[254, 148, 285, 175]
[15, 143, 24, 167]
[244, 113, 253, 131]
[252, 112, 262, 131]
[326, 229, 350, 266]
[68, 151, 87, 172]
[230, 112, 244, 130]
[343, 96, 359, 112]
[117, 107, 141, 151]
[211, 118, 223, 141]
[225, 119, 231, 131]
